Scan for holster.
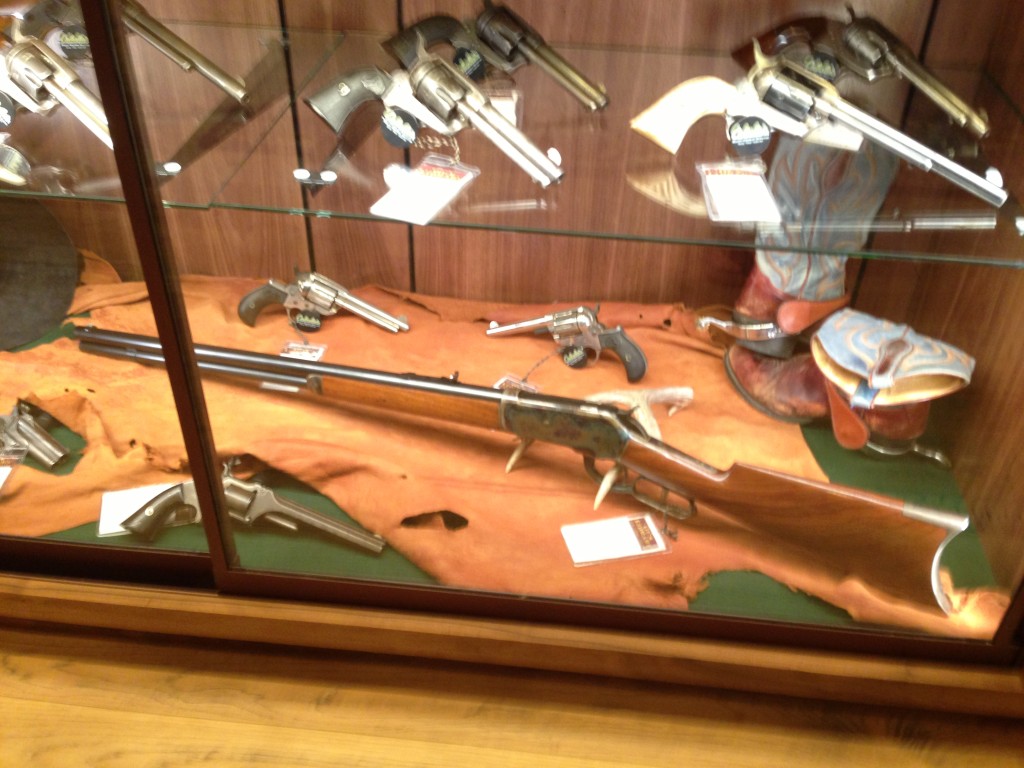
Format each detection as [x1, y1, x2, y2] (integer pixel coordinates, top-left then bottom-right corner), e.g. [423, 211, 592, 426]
[811, 309, 975, 454]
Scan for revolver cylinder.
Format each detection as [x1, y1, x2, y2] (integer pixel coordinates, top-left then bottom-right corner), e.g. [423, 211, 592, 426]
[407, 55, 563, 187]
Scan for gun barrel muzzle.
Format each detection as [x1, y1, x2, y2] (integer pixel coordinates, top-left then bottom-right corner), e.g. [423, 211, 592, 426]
[517, 41, 608, 111]
[122, 0, 248, 103]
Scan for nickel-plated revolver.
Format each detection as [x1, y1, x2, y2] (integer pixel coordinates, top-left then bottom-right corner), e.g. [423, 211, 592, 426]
[0, 33, 110, 147]
[238, 271, 410, 334]
[305, 52, 564, 187]
[385, 2, 608, 111]
[744, 41, 1007, 207]
[121, 460, 387, 552]
[487, 305, 647, 382]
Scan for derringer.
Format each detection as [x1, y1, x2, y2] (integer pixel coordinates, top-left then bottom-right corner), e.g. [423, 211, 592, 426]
[1, 400, 70, 469]
[0, 35, 111, 147]
[486, 305, 647, 382]
[473, 0, 607, 111]
[745, 43, 1008, 207]
[122, 460, 387, 552]
[238, 271, 410, 333]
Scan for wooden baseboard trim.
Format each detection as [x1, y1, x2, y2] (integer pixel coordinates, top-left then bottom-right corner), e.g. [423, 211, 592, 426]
[1, 572, 1022, 717]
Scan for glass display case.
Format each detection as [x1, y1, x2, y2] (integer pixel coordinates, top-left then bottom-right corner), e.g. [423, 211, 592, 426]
[2, 0, 1023, 670]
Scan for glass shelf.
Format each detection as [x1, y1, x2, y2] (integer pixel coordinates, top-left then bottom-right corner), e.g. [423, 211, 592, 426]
[3, 26, 1021, 266]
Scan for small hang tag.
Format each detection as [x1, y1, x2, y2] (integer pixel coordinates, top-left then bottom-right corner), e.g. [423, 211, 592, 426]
[697, 160, 781, 223]
[561, 513, 668, 566]
[370, 154, 479, 226]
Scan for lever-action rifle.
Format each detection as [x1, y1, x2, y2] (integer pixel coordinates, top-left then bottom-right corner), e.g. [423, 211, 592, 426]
[74, 324, 969, 614]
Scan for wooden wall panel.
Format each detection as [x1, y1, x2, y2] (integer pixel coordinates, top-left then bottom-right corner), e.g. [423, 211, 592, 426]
[162, 207, 309, 278]
[984, 0, 1024, 108]
[402, 1, 932, 51]
[309, 218, 412, 291]
[413, 227, 750, 306]
[42, 199, 142, 280]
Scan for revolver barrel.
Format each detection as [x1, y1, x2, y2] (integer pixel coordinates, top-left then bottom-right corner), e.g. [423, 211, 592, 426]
[300, 273, 409, 333]
[408, 55, 563, 187]
[475, 2, 607, 110]
[751, 58, 1007, 207]
[839, 16, 989, 138]
[121, 0, 248, 103]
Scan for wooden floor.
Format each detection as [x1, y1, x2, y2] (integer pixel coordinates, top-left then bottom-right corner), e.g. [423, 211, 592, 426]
[2, 622, 1023, 767]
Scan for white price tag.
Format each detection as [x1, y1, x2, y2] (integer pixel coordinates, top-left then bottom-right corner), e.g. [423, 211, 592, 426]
[561, 513, 668, 566]
[698, 160, 781, 223]
[371, 154, 479, 225]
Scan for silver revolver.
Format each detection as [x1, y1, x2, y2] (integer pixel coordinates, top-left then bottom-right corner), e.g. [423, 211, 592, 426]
[121, 460, 387, 553]
[745, 42, 1008, 207]
[829, 12, 989, 138]
[306, 54, 564, 187]
[1, 400, 70, 469]
[385, 4, 608, 111]
[238, 271, 410, 334]
[0, 35, 111, 147]
[487, 305, 647, 382]
[7, 0, 248, 103]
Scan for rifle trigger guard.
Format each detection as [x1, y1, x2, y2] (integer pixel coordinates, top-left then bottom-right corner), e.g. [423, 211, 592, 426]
[582, 456, 696, 522]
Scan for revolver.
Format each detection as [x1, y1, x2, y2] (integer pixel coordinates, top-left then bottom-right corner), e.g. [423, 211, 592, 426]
[744, 41, 1007, 207]
[121, 460, 387, 553]
[1, 400, 70, 469]
[238, 271, 410, 334]
[306, 53, 564, 187]
[473, 1, 607, 111]
[6, 0, 248, 103]
[486, 305, 647, 382]
[0, 34, 111, 147]
[735, 12, 990, 139]
[385, 3, 607, 111]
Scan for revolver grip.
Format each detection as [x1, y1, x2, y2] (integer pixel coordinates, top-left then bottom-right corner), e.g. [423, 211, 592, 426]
[121, 483, 197, 541]
[598, 327, 648, 383]
[237, 282, 289, 326]
[385, 15, 467, 68]
[305, 67, 391, 135]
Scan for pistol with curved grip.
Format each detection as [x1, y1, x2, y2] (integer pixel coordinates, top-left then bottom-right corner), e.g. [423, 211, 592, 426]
[384, 14, 511, 77]
[735, 12, 990, 139]
[238, 272, 409, 333]
[306, 54, 563, 187]
[630, 45, 1007, 209]
[385, 7, 607, 111]
[305, 66, 457, 138]
[487, 305, 648, 383]
[122, 462, 387, 553]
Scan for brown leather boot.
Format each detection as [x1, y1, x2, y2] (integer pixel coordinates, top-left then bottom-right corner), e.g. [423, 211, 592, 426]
[725, 345, 829, 424]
